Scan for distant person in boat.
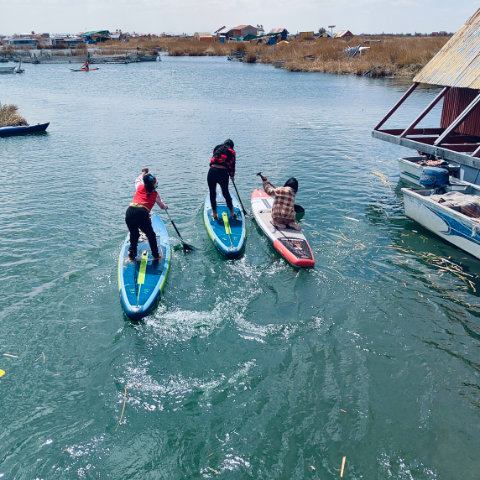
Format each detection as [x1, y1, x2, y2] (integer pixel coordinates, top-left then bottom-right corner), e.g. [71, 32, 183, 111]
[81, 61, 89, 72]
[125, 168, 168, 261]
[262, 175, 301, 230]
[208, 139, 236, 221]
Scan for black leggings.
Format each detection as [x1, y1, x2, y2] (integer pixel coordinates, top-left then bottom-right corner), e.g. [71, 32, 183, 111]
[207, 167, 233, 212]
[125, 206, 159, 258]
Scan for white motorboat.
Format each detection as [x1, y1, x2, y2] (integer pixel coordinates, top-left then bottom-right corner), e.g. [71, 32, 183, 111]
[398, 156, 464, 186]
[403, 182, 480, 259]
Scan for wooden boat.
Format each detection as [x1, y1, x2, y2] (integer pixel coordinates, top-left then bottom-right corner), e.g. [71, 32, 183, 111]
[0, 122, 49, 137]
[403, 181, 480, 259]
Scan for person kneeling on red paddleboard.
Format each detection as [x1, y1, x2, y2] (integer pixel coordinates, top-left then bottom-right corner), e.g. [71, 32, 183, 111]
[125, 168, 168, 261]
[261, 174, 301, 231]
[207, 139, 236, 221]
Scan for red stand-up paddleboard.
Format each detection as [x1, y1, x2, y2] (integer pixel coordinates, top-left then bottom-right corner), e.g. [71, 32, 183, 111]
[251, 189, 314, 268]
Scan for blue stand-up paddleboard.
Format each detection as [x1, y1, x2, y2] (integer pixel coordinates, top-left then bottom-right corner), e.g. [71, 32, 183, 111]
[118, 214, 171, 320]
[203, 188, 246, 258]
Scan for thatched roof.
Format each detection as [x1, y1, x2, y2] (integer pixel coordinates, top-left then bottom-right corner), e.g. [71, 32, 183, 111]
[414, 9, 480, 89]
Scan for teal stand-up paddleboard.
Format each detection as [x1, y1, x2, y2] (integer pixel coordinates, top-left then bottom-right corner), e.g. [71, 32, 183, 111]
[118, 214, 171, 319]
[203, 188, 246, 258]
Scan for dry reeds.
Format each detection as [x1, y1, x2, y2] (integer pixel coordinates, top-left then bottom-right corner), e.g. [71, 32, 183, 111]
[97, 35, 448, 78]
[0, 104, 27, 127]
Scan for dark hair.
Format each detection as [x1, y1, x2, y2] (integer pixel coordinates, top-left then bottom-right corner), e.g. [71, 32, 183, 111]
[284, 177, 298, 193]
[143, 173, 157, 194]
[224, 139, 234, 149]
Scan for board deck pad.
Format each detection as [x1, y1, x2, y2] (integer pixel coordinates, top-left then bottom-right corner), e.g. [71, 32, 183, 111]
[251, 189, 315, 268]
[118, 214, 171, 319]
[203, 188, 246, 258]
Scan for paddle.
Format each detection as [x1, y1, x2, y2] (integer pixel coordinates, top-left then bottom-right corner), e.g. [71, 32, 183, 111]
[256, 172, 305, 214]
[165, 209, 195, 253]
[231, 177, 249, 216]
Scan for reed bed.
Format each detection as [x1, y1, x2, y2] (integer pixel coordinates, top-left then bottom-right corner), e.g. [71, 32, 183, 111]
[0, 104, 27, 127]
[99, 35, 448, 77]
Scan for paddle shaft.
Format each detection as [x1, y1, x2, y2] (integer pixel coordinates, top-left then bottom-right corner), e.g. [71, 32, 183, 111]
[231, 178, 248, 216]
[165, 210, 194, 251]
[270, 221, 289, 239]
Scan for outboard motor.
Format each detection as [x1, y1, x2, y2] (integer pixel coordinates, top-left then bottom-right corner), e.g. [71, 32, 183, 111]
[419, 167, 449, 189]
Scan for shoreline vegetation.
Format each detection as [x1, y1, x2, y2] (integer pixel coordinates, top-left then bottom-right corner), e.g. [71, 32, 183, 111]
[100, 35, 448, 78]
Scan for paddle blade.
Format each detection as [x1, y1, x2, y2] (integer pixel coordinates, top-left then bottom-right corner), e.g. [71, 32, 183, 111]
[294, 204, 305, 213]
[173, 243, 195, 252]
[294, 204, 305, 221]
[182, 243, 195, 252]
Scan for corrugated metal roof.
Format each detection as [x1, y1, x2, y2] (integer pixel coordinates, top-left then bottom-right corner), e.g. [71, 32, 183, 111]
[414, 8, 480, 89]
[334, 30, 353, 38]
[269, 27, 287, 34]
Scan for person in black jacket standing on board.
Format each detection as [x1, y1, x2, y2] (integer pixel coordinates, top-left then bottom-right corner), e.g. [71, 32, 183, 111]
[207, 139, 236, 221]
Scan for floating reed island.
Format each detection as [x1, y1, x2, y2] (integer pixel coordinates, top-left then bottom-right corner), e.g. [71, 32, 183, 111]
[99, 35, 448, 78]
[0, 104, 27, 127]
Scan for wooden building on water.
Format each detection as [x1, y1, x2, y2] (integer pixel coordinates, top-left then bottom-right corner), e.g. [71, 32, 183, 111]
[372, 9, 480, 184]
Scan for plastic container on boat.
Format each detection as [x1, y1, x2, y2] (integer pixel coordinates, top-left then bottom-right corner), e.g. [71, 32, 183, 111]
[420, 167, 449, 189]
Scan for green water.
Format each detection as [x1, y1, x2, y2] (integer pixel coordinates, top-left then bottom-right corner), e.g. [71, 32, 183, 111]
[0, 58, 479, 479]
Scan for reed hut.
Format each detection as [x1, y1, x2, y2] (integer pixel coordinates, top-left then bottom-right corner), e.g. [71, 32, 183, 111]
[373, 9, 480, 180]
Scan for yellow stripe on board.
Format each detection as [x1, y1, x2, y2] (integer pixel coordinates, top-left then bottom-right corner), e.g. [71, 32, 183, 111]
[222, 212, 232, 235]
[137, 251, 148, 285]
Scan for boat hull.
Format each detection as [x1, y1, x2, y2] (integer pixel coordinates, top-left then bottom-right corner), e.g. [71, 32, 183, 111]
[0, 122, 49, 137]
[403, 188, 480, 259]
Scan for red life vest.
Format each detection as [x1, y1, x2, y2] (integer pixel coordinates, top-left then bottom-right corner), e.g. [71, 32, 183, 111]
[210, 145, 236, 177]
[132, 184, 157, 211]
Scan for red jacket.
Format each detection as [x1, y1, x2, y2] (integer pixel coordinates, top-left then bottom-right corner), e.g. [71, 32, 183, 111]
[210, 145, 236, 177]
[131, 174, 167, 211]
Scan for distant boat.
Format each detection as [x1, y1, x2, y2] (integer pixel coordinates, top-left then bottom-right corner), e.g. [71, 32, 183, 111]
[0, 66, 16, 74]
[70, 67, 100, 72]
[70, 60, 99, 72]
[15, 61, 24, 74]
[0, 122, 49, 137]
